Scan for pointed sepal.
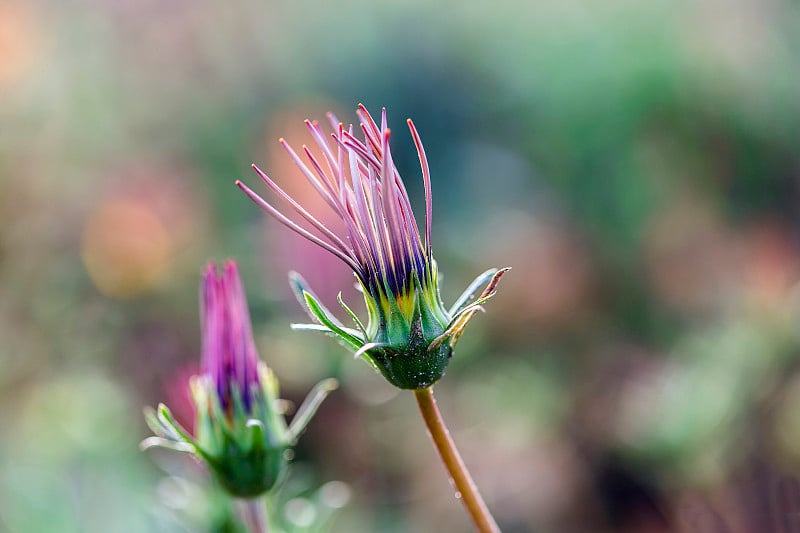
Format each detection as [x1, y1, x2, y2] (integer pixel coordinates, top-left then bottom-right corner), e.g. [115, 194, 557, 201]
[430, 267, 510, 350]
[287, 378, 339, 443]
[139, 436, 196, 454]
[140, 404, 202, 456]
[448, 267, 502, 317]
[289, 271, 347, 329]
[299, 288, 365, 349]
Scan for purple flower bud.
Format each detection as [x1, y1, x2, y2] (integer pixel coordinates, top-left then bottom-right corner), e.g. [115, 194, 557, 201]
[200, 260, 261, 413]
[142, 260, 338, 498]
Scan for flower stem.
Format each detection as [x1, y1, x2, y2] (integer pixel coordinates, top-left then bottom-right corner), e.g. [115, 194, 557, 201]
[238, 497, 268, 533]
[413, 387, 501, 533]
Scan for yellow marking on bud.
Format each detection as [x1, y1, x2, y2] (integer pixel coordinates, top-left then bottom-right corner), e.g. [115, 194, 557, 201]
[394, 291, 416, 321]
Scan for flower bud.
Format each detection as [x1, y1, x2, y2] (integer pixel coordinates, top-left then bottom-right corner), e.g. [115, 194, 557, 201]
[142, 261, 337, 498]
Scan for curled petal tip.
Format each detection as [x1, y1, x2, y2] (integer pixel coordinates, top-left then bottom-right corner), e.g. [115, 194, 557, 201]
[319, 378, 339, 392]
[288, 270, 309, 296]
[287, 271, 310, 293]
[139, 436, 164, 452]
[139, 436, 196, 454]
[287, 377, 341, 443]
[223, 259, 237, 272]
[485, 267, 511, 293]
[353, 342, 386, 359]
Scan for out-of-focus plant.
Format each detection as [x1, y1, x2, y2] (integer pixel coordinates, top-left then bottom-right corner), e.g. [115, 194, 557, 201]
[151, 466, 351, 533]
[237, 105, 507, 533]
[142, 261, 338, 532]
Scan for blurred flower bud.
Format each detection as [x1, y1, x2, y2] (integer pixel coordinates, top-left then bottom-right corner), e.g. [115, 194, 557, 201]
[142, 261, 337, 498]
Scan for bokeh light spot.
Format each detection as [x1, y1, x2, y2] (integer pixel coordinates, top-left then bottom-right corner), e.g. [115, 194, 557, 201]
[81, 199, 172, 298]
[0, 2, 41, 89]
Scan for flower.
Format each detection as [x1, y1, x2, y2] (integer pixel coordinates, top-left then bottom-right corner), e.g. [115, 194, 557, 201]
[237, 105, 508, 390]
[142, 260, 337, 498]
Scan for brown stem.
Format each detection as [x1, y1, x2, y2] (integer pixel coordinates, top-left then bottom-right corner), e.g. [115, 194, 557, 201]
[413, 387, 501, 533]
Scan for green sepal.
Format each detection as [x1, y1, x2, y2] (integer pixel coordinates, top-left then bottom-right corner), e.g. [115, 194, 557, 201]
[362, 277, 453, 389]
[140, 404, 203, 456]
[338, 292, 367, 338]
[302, 291, 364, 349]
[289, 271, 347, 329]
[206, 431, 289, 498]
[247, 419, 267, 450]
[144, 406, 179, 441]
[191, 377, 290, 498]
[448, 268, 499, 317]
[287, 378, 339, 443]
[139, 436, 196, 454]
[286, 261, 509, 391]
[157, 403, 194, 443]
[431, 267, 511, 350]
[167, 363, 335, 499]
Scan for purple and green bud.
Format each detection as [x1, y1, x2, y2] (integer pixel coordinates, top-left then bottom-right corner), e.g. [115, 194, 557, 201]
[142, 261, 337, 498]
[237, 106, 508, 390]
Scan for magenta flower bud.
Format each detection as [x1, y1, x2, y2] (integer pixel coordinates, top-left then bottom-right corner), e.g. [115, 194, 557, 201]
[142, 261, 337, 498]
[200, 261, 261, 414]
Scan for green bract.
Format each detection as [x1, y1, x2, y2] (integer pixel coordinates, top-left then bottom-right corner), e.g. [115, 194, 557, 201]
[291, 266, 509, 390]
[142, 365, 337, 498]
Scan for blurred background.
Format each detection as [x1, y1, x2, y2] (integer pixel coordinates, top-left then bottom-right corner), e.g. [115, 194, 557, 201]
[2, 0, 800, 531]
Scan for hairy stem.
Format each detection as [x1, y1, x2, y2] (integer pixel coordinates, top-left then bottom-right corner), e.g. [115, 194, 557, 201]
[413, 387, 501, 533]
